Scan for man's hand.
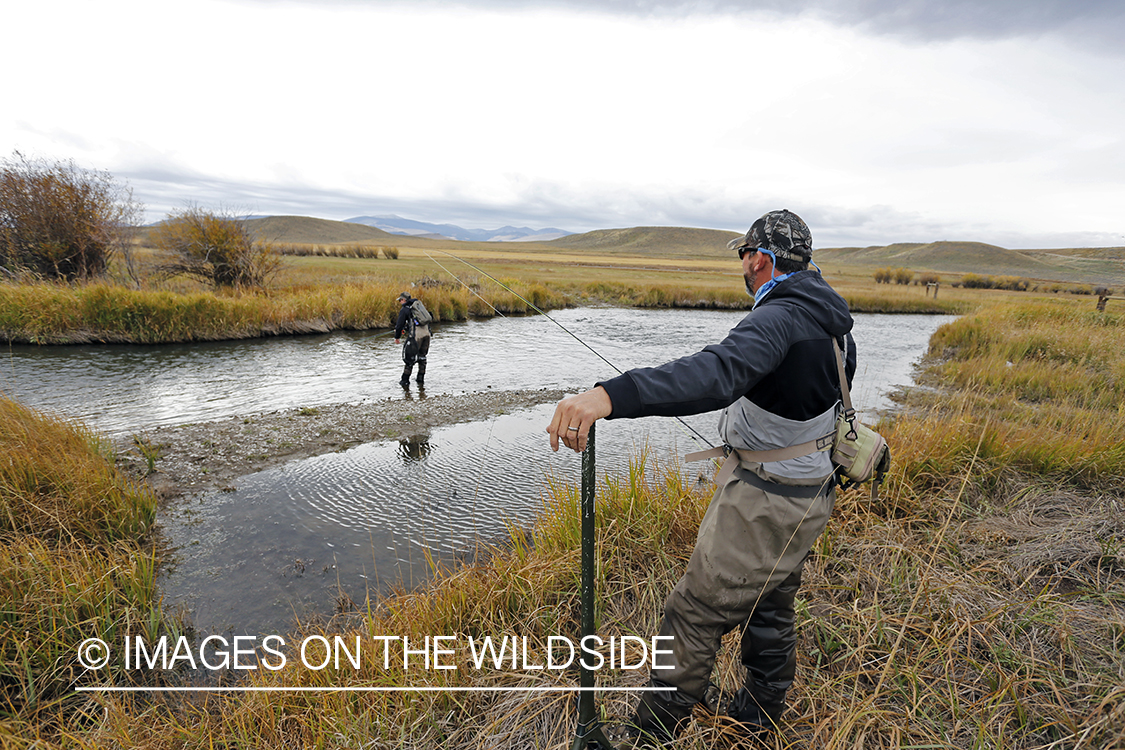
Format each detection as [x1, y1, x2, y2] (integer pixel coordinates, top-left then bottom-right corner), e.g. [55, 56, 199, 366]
[394, 338, 400, 344]
[546, 387, 613, 453]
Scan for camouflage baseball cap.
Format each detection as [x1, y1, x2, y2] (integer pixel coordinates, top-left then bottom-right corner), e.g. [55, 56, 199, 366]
[727, 209, 813, 261]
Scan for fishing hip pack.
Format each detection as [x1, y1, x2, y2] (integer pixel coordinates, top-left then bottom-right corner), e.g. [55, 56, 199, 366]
[828, 337, 890, 497]
[686, 337, 890, 501]
[832, 413, 889, 486]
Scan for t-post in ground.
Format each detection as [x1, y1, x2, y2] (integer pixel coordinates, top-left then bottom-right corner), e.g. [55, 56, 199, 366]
[571, 423, 615, 750]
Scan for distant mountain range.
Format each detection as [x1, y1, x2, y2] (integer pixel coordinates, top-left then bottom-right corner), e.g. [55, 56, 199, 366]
[344, 215, 573, 242]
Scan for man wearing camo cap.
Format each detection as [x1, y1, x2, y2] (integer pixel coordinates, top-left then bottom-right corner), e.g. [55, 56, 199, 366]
[547, 209, 856, 742]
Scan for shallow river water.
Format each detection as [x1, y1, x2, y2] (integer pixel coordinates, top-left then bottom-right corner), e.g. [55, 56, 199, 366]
[2, 308, 950, 635]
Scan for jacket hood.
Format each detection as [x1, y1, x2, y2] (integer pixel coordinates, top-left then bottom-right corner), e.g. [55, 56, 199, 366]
[759, 270, 853, 337]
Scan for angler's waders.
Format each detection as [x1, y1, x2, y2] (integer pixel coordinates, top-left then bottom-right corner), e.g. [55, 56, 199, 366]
[572, 424, 615, 750]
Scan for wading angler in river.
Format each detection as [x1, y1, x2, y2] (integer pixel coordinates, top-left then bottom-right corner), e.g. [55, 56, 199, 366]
[394, 291, 433, 388]
[548, 209, 857, 743]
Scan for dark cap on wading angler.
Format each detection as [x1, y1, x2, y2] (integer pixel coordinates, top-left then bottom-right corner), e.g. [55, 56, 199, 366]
[397, 292, 412, 302]
[727, 209, 813, 262]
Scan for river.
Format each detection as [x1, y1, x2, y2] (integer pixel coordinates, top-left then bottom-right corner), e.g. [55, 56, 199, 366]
[1, 307, 950, 635]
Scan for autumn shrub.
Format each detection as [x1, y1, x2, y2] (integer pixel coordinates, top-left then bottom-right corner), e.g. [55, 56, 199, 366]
[151, 206, 281, 289]
[0, 152, 142, 282]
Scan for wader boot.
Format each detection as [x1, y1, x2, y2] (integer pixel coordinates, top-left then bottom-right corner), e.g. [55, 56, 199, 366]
[726, 564, 803, 737]
[399, 363, 412, 388]
[415, 360, 426, 387]
[630, 679, 694, 744]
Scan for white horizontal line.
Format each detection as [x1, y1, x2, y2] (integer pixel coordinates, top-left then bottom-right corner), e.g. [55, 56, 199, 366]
[76, 686, 675, 693]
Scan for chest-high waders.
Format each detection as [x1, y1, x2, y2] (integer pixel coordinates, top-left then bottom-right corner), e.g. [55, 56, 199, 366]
[400, 320, 430, 387]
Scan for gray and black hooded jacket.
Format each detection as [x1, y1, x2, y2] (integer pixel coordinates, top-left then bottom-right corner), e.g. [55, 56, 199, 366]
[597, 270, 856, 484]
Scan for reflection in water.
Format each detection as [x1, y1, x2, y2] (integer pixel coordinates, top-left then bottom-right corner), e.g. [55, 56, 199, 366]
[398, 434, 432, 462]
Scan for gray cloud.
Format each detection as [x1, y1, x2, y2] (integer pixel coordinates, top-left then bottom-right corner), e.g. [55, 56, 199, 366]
[258, 0, 1125, 50]
[742, 0, 1125, 46]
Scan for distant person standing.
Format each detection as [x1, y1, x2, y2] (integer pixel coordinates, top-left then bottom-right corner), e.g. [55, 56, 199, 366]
[394, 292, 432, 388]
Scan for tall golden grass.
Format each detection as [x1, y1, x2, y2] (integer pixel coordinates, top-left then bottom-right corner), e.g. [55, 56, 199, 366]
[5, 297, 1122, 748]
[1, 246, 981, 345]
[271, 242, 393, 259]
[0, 278, 569, 344]
[28, 297, 1116, 748]
[0, 398, 173, 738]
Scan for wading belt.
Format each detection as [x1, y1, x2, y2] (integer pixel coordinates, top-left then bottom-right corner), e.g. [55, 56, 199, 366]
[685, 433, 835, 490]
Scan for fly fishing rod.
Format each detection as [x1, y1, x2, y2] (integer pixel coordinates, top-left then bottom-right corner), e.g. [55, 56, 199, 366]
[419, 248, 719, 747]
[422, 249, 715, 450]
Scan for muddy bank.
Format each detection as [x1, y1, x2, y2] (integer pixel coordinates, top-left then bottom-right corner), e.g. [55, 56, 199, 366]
[117, 388, 572, 500]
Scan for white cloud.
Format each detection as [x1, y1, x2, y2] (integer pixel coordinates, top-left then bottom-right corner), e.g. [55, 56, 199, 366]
[2, 0, 1123, 248]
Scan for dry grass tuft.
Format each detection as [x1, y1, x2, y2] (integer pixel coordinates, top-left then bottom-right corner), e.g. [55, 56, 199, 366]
[0, 397, 173, 738]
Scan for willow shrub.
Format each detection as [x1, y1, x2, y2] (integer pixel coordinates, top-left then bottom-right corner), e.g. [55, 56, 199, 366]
[0, 152, 142, 282]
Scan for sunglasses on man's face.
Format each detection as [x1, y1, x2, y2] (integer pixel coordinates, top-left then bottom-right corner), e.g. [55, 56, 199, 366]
[737, 246, 758, 260]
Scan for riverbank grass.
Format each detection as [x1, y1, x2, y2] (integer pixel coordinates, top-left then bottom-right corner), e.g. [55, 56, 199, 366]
[0, 278, 567, 344]
[0, 397, 171, 739]
[1, 251, 974, 344]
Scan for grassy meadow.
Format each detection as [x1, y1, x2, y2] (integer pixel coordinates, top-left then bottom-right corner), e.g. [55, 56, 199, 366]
[1, 293, 1122, 745]
[2, 235, 1011, 345]
[2, 221, 1123, 746]
[0, 398, 178, 745]
[6, 215, 1114, 345]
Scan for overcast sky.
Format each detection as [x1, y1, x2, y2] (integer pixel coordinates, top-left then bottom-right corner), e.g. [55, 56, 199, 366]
[4, 0, 1123, 248]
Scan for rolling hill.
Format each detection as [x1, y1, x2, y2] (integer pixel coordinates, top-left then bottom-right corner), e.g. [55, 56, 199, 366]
[245, 216, 399, 245]
[817, 241, 1125, 285]
[545, 226, 741, 258]
[236, 215, 1125, 285]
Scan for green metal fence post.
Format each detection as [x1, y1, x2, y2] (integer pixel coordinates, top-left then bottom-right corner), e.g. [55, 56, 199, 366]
[571, 423, 615, 750]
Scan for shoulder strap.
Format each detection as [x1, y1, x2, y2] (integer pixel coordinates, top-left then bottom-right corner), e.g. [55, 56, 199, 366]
[833, 337, 860, 441]
[833, 337, 853, 414]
